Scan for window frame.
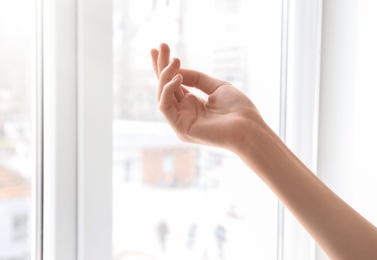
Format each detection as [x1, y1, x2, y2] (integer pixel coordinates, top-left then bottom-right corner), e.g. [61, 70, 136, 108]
[42, 0, 112, 259]
[283, 0, 324, 259]
[315, 0, 359, 259]
[31, 0, 43, 259]
[42, 0, 78, 258]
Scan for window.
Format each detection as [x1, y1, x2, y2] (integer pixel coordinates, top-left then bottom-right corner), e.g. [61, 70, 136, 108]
[0, 0, 37, 259]
[113, 0, 282, 259]
[7, 0, 377, 259]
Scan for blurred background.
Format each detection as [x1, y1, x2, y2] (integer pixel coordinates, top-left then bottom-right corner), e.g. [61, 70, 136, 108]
[0, 0, 34, 259]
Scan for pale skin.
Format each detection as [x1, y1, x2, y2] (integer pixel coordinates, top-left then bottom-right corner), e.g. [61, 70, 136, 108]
[151, 43, 377, 259]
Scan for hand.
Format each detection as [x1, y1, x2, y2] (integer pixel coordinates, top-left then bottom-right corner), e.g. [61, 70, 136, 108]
[151, 43, 264, 151]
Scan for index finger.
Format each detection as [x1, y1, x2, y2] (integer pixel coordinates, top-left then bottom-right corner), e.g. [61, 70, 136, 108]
[178, 69, 230, 95]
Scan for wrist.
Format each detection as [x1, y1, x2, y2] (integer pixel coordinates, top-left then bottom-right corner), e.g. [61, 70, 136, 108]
[230, 117, 283, 173]
[227, 114, 270, 155]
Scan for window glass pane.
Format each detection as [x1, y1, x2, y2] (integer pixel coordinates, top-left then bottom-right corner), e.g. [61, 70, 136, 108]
[0, 0, 35, 259]
[113, 0, 281, 259]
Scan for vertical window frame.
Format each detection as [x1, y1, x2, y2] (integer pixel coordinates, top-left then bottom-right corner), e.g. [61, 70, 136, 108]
[284, 0, 323, 259]
[42, 0, 78, 258]
[42, 0, 112, 259]
[77, 0, 112, 259]
[31, 0, 44, 259]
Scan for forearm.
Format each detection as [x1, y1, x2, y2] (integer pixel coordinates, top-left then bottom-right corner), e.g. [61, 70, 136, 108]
[235, 121, 377, 260]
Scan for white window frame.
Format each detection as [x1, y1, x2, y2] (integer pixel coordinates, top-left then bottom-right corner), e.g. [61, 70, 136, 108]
[283, 0, 323, 259]
[286, 1, 365, 260]
[316, 0, 359, 259]
[42, 0, 112, 259]
[31, 0, 44, 259]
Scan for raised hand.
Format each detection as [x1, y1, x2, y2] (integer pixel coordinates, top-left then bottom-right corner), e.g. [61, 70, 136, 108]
[150, 43, 264, 151]
[150, 43, 377, 260]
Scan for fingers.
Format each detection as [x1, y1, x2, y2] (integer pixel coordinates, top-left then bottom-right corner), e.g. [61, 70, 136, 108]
[151, 43, 229, 96]
[151, 43, 185, 102]
[177, 68, 229, 95]
[159, 74, 183, 121]
[150, 43, 171, 78]
[158, 57, 181, 101]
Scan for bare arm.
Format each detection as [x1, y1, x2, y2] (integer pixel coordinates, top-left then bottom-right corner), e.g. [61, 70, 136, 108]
[236, 119, 377, 260]
[151, 43, 377, 259]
